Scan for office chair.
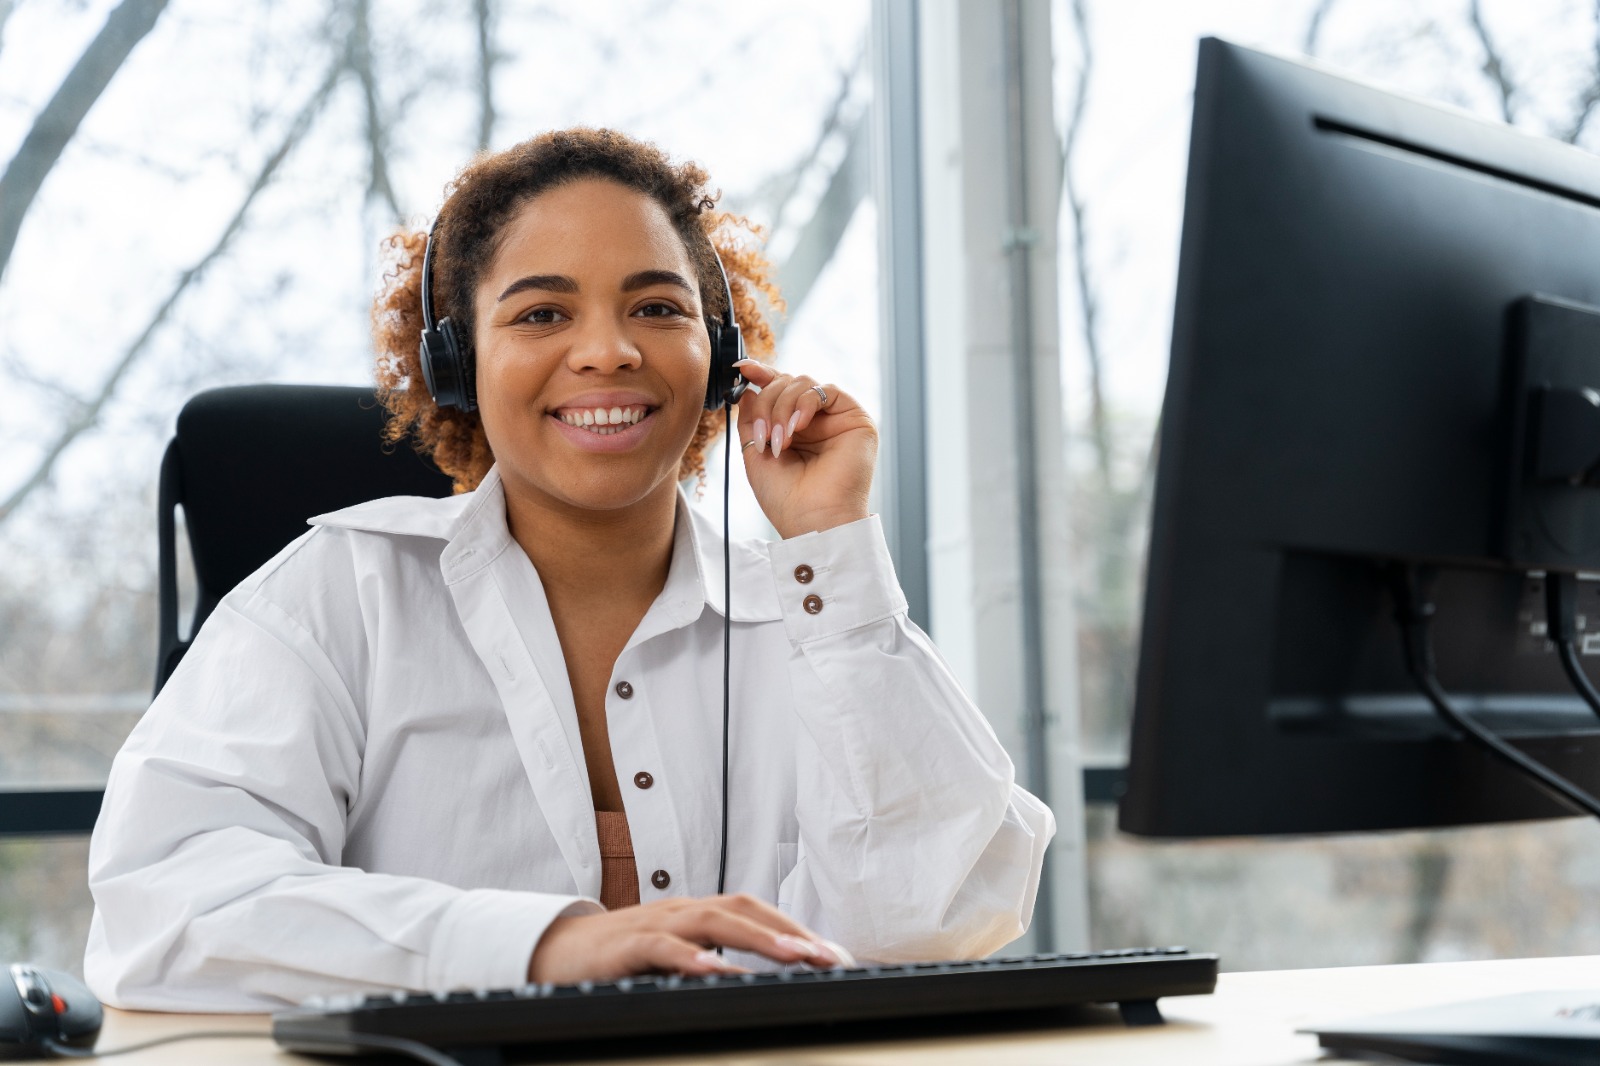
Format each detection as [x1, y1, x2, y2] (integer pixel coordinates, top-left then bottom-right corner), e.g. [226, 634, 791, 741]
[155, 384, 455, 696]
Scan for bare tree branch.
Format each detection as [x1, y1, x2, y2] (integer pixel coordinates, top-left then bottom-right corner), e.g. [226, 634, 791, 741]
[1059, 0, 1111, 491]
[762, 43, 865, 244]
[475, 0, 497, 151]
[0, 0, 169, 286]
[0, 0, 16, 64]
[350, 0, 403, 223]
[0, 351, 87, 409]
[0, 58, 347, 527]
[1560, 1, 1600, 144]
[1302, 0, 1338, 57]
[1468, 0, 1516, 124]
[771, 116, 869, 335]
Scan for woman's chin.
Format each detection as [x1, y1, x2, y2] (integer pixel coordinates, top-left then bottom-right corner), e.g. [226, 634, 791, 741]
[518, 467, 680, 517]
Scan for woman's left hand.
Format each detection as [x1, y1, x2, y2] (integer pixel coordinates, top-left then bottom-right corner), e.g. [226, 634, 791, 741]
[732, 360, 877, 540]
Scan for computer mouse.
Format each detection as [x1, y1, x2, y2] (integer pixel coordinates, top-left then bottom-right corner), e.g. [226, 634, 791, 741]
[0, 964, 101, 1059]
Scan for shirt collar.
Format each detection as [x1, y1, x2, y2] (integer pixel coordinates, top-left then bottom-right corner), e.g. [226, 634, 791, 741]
[309, 464, 781, 623]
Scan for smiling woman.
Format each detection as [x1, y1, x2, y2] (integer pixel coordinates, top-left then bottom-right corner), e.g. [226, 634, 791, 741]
[373, 128, 781, 493]
[81, 126, 1053, 1011]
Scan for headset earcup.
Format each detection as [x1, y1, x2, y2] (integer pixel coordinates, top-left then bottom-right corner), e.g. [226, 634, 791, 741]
[441, 319, 476, 412]
[704, 323, 725, 410]
[704, 319, 747, 411]
[419, 318, 475, 412]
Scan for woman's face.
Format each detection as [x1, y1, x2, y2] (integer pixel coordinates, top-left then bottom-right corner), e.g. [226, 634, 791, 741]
[471, 178, 712, 517]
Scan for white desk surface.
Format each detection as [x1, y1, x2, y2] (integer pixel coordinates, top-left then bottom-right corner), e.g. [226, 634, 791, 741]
[93, 953, 1600, 1064]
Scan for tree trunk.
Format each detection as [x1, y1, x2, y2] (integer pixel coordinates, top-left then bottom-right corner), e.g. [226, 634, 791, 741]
[0, 0, 170, 285]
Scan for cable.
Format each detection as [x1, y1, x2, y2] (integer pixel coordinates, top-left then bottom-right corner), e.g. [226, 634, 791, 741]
[718, 404, 732, 898]
[1543, 570, 1600, 722]
[1389, 564, 1600, 820]
[44, 1030, 465, 1065]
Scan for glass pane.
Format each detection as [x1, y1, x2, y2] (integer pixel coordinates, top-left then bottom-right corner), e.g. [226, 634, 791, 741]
[1056, 0, 1600, 964]
[0, 839, 93, 977]
[2, 0, 877, 980]
[0, 0, 875, 782]
[1088, 809, 1600, 968]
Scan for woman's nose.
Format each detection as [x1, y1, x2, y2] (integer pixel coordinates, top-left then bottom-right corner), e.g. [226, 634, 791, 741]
[565, 314, 643, 374]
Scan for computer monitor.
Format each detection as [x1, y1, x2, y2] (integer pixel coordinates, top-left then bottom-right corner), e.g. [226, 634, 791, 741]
[1120, 38, 1600, 837]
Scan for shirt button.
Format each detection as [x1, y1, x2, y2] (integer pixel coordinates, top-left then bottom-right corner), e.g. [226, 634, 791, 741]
[794, 564, 814, 584]
[803, 594, 823, 615]
[615, 681, 634, 699]
[651, 869, 671, 890]
[634, 771, 654, 790]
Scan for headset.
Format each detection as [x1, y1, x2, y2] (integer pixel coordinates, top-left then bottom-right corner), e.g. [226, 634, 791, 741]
[418, 215, 748, 412]
[418, 215, 746, 898]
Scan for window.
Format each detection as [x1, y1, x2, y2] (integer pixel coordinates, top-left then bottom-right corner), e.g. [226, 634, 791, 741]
[0, 0, 874, 973]
[1056, 0, 1600, 967]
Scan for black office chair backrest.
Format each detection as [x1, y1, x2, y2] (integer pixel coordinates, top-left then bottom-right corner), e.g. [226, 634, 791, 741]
[155, 385, 456, 695]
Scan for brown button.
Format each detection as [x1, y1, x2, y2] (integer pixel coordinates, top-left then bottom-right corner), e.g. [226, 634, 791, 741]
[615, 681, 633, 699]
[803, 594, 823, 615]
[794, 564, 814, 584]
[651, 869, 671, 890]
[634, 771, 654, 790]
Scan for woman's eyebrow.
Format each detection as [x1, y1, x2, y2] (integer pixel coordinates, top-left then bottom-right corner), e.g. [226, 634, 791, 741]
[495, 270, 695, 303]
[497, 274, 578, 302]
[620, 269, 695, 294]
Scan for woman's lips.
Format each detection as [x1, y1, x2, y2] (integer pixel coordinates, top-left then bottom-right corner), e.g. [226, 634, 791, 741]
[548, 408, 657, 452]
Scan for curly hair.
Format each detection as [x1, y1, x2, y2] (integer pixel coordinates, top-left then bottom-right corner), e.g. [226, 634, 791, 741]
[373, 127, 783, 492]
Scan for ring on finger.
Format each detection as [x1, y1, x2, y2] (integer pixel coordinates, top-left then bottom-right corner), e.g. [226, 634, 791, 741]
[741, 439, 757, 451]
[811, 384, 831, 408]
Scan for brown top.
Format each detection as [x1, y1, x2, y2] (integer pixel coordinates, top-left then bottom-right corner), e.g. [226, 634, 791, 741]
[594, 809, 640, 910]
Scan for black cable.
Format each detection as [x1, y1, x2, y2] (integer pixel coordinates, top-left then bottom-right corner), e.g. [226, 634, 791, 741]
[718, 404, 732, 897]
[1544, 570, 1600, 723]
[1389, 564, 1600, 821]
[44, 1030, 464, 1065]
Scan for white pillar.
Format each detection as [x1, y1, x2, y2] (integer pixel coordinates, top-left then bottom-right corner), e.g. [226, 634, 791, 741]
[917, 0, 1089, 951]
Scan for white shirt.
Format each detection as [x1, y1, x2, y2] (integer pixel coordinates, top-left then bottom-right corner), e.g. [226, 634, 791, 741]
[84, 465, 1054, 1012]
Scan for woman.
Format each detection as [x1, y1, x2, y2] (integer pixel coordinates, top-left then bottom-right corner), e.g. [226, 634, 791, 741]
[85, 128, 1054, 1011]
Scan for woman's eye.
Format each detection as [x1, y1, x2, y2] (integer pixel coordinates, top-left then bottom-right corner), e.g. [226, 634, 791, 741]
[637, 302, 683, 318]
[520, 307, 565, 325]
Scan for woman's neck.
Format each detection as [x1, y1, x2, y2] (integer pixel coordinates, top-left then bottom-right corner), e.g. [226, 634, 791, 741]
[502, 477, 678, 608]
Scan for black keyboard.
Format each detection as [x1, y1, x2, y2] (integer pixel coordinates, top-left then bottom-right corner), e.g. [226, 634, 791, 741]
[272, 947, 1218, 1059]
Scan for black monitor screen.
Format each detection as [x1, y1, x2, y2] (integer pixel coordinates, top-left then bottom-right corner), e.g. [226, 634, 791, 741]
[1120, 38, 1600, 838]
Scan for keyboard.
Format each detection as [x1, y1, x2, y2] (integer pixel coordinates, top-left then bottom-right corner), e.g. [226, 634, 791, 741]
[272, 947, 1219, 1059]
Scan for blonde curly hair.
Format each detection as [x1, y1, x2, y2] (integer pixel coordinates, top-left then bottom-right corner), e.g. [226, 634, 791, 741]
[372, 127, 783, 492]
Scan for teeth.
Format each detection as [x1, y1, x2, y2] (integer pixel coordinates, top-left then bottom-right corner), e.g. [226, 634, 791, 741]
[558, 405, 649, 432]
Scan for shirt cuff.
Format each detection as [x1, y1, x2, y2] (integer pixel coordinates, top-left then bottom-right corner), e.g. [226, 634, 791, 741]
[425, 890, 602, 992]
[767, 515, 909, 645]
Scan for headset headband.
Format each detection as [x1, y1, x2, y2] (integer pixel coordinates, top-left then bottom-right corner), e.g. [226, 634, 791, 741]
[420, 215, 443, 335]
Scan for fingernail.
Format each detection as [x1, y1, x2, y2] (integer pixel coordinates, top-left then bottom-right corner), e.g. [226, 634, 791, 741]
[820, 939, 856, 968]
[753, 418, 767, 448]
[770, 423, 784, 457]
[694, 950, 739, 971]
[774, 934, 823, 957]
[731, 358, 757, 368]
[788, 411, 801, 435]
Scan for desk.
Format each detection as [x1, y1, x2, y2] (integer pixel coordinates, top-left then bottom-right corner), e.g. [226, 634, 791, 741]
[95, 954, 1599, 1064]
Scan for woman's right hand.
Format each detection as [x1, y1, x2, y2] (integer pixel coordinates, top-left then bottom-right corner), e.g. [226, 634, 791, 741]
[526, 894, 852, 984]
